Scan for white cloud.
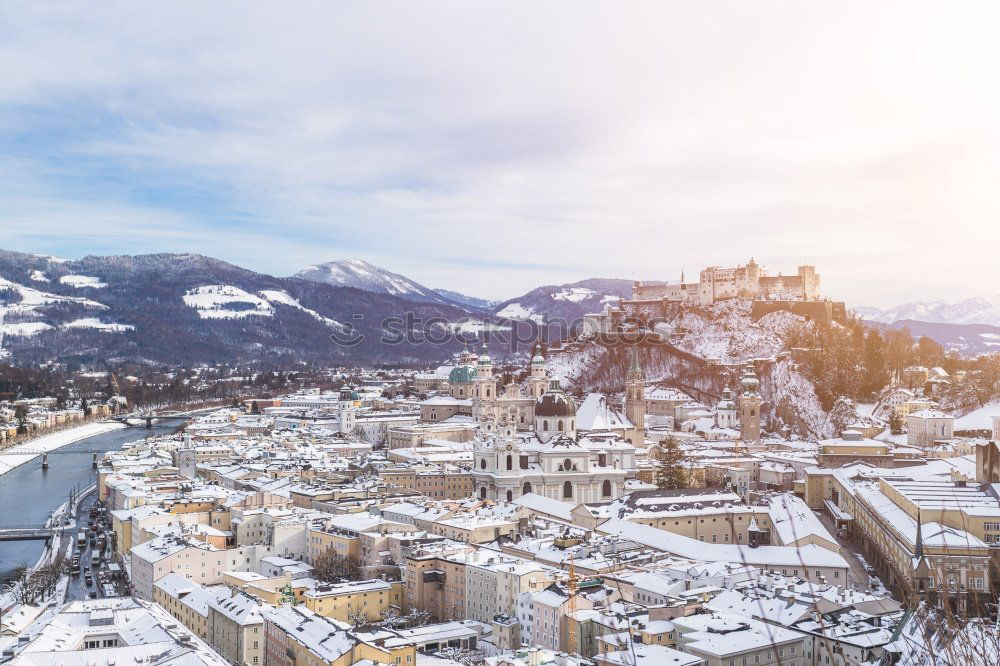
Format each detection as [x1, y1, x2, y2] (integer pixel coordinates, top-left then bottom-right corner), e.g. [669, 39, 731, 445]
[0, 1, 997, 304]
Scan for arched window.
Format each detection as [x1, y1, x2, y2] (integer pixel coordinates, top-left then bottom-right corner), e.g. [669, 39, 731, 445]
[523, 482, 532, 495]
[480, 459, 487, 470]
[602, 480, 612, 497]
[563, 481, 573, 499]
[506, 490, 513, 502]
[486, 388, 491, 397]
[750, 409, 755, 417]
[558, 421, 564, 431]
[479, 487, 487, 499]
[506, 455, 513, 471]
[543, 420, 549, 431]
[520, 455, 529, 470]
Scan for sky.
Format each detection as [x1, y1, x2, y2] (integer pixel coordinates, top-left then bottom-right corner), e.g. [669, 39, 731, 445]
[0, 1, 998, 306]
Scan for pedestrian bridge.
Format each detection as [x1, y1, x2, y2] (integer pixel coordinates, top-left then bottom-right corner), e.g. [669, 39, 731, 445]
[0, 525, 57, 542]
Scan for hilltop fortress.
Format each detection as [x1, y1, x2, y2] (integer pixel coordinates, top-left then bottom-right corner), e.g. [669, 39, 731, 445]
[584, 259, 846, 335]
[632, 259, 820, 305]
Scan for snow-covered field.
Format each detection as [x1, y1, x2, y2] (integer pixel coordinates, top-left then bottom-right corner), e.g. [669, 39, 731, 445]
[63, 318, 134, 333]
[0, 276, 107, 313]
[58, 274, 108, 289]
[1, 321, 54, 337]
[0, 421, 125, 476]
[496, 302, 546, 323]
[2, 319, 133, 337]
[552, 287, 596, 302]
[444, 319, 512, 335]
[184, 285, 275, 319]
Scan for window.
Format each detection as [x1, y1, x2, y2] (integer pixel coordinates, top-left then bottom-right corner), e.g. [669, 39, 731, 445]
[563, 481, 573, 499]
[523, 482, 532, 495]
[602, 480, 612, 497]
[480, 459, 487, 470]
[506, 455, 513, 470]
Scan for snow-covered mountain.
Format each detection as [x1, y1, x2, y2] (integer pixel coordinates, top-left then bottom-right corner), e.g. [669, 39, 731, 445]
[855, 295, 1000, 327]
[294, 259, 455, 305]
[492, 278, 633, 329]
[0, 250, 474, 365]
[433, 289, 496, 311]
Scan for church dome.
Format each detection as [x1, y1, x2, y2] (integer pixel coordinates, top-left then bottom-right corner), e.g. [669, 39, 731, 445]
[535, 384, 576, 417]
[448, 365, 477, 384]
[339, 385, 360, 401]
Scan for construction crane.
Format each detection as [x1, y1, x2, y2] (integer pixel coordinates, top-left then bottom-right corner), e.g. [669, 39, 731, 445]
[566, 554, 579, 655]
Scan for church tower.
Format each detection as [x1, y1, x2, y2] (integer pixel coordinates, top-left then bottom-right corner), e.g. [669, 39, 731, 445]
[527, 342, 548, 399]
[716, 387, 737, 429]
[338, 385, 358, 435]
[624, 345, 646, 445]
[473, 342, 498, 421]
[739, 362, 762, 442]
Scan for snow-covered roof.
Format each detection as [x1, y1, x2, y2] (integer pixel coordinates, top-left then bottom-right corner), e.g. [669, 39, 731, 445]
[575, 393, 633, 431]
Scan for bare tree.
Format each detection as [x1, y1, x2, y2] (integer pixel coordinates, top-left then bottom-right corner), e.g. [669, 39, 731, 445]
[312, 546, 362, 582]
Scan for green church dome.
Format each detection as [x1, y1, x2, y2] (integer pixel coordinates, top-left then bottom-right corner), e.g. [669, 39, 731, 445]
[449, 365, 477, 384]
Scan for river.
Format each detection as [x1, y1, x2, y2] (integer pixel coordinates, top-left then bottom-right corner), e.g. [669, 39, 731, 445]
[0, 420, 183, 583]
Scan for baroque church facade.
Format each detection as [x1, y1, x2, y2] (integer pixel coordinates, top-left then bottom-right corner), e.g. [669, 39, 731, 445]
[453, 343, 641, 504]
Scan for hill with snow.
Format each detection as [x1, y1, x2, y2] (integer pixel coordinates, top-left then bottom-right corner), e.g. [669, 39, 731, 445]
[294, 258, 457, 305]
[0, 250, 474, 365]
[491, 278, 633, 334]
[547, 298, 833, 438]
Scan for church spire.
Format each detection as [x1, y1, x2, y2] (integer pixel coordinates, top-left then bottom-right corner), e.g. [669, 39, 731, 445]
[914, 508, 924, 559]
[628, 344, 643, 379]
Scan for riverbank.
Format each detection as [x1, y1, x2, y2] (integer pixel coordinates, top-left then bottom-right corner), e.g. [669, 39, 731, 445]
[0, 421, 126, 476]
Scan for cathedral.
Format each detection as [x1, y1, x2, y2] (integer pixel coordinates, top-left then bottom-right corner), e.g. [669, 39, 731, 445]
[460, 342, 640, 504]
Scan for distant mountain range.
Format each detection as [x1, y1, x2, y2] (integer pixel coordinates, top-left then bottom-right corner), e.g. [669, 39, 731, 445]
[0, 250, 632, 366]
[855, 295, 1000, 356]
[855, 295, 1000, 327]
[863, 319, 1000, 357]
[5, 248, 996, 366]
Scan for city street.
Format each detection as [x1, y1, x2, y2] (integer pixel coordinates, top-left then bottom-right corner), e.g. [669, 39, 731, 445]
[814, 509, 880, 593]
[63, 493, 127, 602]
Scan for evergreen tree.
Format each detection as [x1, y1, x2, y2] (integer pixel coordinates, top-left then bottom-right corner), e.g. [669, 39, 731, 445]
[655, 436, 687, 490]
[888, 410, 903, 435]
[14, 404, 28, 435]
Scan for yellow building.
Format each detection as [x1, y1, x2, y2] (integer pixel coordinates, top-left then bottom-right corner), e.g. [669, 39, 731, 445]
[303, 579, 404, 623]
[263, 605, 415, 666]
